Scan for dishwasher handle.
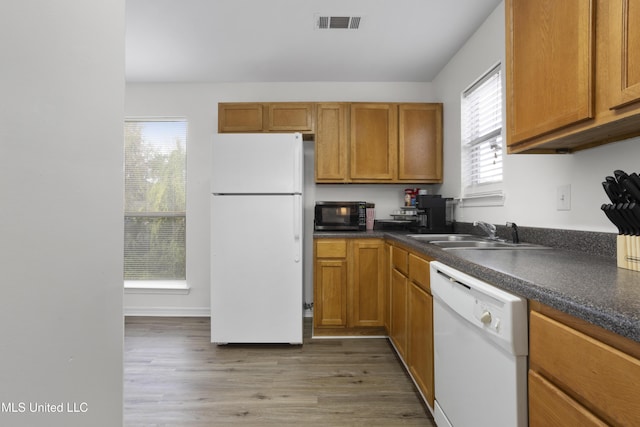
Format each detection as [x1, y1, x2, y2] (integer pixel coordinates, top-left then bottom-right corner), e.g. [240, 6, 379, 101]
[434, 269, 471, 290]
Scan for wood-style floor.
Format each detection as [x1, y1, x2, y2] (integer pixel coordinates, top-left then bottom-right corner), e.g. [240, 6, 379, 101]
[124, 317, 435, 426]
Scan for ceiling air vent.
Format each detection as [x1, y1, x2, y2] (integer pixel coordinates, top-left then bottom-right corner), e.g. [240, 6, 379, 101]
[316, 16, 362, 30]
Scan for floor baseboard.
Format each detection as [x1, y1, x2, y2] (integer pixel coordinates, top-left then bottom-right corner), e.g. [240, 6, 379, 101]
[124, 306, 210, 317]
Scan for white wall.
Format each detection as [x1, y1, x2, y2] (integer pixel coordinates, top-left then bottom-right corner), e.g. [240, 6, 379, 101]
[124, 82, 437, 315]
[433, 1, 640, 233]
[0, 2, 124, 427]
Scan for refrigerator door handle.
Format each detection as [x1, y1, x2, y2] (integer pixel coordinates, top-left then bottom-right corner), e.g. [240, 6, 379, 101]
[293, 134, 302, 193]
[294, 195, 301, 263]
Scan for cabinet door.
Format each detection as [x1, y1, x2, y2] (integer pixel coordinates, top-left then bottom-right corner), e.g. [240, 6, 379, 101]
[267, 103, 315, 133]
[529, 370, 607, 427]
[609, 0, 640, 109]
[398, 104, 442, 182]
[383, 243, 392, 334]
[530, 311, 640, 426]
[314, 240, 348, 328]
[392, 246, 409, 276]
[349, 240, 385, 327]
[390, 268, 408, 358]
[506, 0, 594, 145]
[314, 258, 348, 327]
[315, 103, 348, 182]
[218, 103, 264, 132]
[349, 103, 397, 181]
[409, 253, 430, 293]
[408, 283, 434, 408]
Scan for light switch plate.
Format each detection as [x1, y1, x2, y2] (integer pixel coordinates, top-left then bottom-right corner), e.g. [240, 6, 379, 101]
[557, 184, 571, 211]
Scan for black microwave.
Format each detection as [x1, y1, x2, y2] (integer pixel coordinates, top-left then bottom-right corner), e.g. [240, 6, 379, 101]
[314, 201, 367, 231]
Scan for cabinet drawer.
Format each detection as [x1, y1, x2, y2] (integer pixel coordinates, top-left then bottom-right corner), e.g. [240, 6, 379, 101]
[529, 370, 607, 427]
[409, 254, 430, 292]
[391, 246, 408, 275]
[530, 311, 640, 426]
[316, 240, 347, 258]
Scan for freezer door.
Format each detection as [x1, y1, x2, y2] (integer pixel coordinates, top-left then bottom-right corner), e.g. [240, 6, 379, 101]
[211, 194, 303, 343]
[211, 133, 302, 194]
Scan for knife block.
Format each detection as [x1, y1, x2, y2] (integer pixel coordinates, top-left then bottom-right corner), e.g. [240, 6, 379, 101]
[617, 235, 640, 271]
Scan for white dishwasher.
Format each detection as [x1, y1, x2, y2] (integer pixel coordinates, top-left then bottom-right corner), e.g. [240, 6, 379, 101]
[430, 261, 528, 427]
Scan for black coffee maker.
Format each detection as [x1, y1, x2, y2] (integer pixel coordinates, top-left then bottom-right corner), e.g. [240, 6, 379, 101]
[412, 195, 453, 233]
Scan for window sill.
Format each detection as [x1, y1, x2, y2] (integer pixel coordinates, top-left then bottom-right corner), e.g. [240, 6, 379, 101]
[124, 280, 190, 295]
[457, 191, 505, 207]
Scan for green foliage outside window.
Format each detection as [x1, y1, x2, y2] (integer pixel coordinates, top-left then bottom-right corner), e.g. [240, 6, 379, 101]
[124, 120, 187, 280]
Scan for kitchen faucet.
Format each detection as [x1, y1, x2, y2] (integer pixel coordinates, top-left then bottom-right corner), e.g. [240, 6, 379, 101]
[473, 221, 497, 240]
[507, 222, 520, 244]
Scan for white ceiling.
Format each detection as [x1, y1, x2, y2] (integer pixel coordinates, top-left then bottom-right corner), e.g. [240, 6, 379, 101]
[126, 0, 502, 83]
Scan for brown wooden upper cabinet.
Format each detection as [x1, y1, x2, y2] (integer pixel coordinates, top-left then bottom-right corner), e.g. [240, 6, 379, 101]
[349, 103, 398, 181]
[315, 103, 349, 182]
[218, 103, 264, 132]
[609, 0, 640, 110]
[218, 102, 315, 135]
[506, 0, 640, 153]
[398, 104, 443, 182]
[315, 102, 443, 183]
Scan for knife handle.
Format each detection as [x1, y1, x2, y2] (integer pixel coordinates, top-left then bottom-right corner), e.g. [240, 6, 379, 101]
[623, 177, 640, 203]
[602, 204, 624, 234]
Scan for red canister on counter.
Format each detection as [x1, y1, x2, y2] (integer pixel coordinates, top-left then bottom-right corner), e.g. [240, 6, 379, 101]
[404, 188, 420, 206]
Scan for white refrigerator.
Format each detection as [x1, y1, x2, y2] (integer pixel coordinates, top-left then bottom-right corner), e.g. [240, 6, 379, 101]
[210, 132, 303, 344]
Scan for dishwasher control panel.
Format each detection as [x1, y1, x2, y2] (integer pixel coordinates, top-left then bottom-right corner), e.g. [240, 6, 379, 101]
[474, 289, 509, 333]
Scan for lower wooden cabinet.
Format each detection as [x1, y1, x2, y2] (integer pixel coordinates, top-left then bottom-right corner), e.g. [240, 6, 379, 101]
[389, 243, 434, 407]
[529, 370, 607, 427]
[313, 240, 348, 328]
[313, 238, 385, 335]
[390, 267, 408, 357]
[529, 303, 640, 426]
[408, 282, 434, 407]
[383, 242, 392, 332]
[349, 239, 385, 327]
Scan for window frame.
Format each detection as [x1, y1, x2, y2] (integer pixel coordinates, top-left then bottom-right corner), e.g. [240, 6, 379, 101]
[123, 117, 189, 291]
[460, 63, 505, 206]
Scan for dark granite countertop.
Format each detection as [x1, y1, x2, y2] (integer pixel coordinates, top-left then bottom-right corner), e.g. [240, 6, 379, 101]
[314, 230, 640, 343]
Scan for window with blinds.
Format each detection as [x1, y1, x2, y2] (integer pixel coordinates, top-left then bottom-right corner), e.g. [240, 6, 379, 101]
[461, 64, 503, 196]
[124, 119, 187, 280]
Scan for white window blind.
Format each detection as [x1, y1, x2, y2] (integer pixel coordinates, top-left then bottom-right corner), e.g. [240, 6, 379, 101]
[124, 119, 187, 280]
[462, 64, 503, 196]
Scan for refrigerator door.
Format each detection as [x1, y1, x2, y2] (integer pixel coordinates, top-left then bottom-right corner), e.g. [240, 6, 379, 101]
[211, 133, 302, 194]
[211, 194, 303, 343]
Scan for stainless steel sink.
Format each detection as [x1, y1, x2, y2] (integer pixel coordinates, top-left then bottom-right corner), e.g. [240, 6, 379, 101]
[406, 234, 484, 242]
[407, 234, 548, 250]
